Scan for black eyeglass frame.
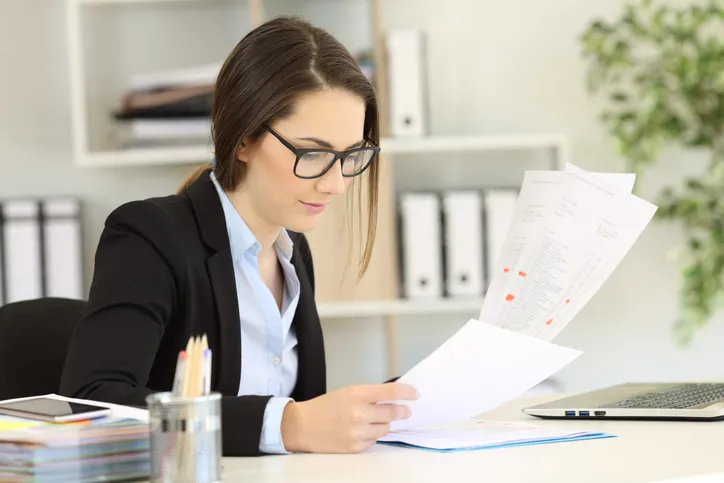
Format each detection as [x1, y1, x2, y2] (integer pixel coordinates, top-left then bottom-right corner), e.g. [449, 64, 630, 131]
[263, 124, 381, 179]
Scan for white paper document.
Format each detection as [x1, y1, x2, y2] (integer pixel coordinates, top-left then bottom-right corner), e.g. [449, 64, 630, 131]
[379, 163, 655, 449]
[379, 419, 611, 451]
[479, 163, 656, 341]
[389, 319, 581, 431]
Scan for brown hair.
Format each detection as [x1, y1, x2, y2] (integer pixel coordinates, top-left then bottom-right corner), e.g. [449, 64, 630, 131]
[178, 16, 380, 279]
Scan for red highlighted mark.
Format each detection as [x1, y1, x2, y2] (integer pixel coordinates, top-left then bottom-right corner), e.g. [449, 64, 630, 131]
[565, 299, 571, 304]
[505, 294, 515, 302]
[503, 267, 510, 273]
[545, 319, 553, 326]
[518, 271, 527, 277]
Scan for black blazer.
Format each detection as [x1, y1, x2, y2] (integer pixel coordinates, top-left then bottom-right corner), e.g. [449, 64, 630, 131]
[59, 169, 326, 457]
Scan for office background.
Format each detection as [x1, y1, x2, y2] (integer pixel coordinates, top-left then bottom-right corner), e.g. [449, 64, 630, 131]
[1, 0, 722, 394]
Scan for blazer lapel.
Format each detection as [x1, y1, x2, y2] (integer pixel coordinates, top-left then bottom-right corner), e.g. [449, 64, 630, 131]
[185, 170, 241, 397]
[290, 235, 326, 400]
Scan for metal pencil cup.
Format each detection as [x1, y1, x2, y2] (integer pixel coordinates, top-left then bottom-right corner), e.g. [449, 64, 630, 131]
[146, 392, 222, 483]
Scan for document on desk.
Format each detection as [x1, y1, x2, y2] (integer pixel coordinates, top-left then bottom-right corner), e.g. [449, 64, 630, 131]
[379, 163, 656, 445]
[389, 319, 582, 431]
[480, 163, 656, 342]
[379, 419, 613, 452]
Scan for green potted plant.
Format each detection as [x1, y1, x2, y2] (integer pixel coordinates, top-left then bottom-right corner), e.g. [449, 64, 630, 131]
[579, 0, 724, 345]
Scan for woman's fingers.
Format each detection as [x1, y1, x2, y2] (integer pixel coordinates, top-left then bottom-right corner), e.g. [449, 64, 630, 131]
[367, 402, 411, 423]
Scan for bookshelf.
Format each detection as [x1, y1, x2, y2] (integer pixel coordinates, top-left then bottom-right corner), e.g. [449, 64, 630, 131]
[64, 0, 569, 378]
[74, 134, 569, 167]
[317, 297, 485, 319]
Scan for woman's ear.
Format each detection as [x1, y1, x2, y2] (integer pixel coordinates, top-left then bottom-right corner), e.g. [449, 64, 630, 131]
[236, 141, 249, 164]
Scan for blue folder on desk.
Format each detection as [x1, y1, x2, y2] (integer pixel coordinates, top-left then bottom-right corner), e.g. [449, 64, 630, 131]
[377, 419, 616, 453]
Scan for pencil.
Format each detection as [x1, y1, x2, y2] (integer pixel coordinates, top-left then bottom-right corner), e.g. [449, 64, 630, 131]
[200, 334, 210, 396]
[172, 350, 187, 396]
[180, 337, 194, 398]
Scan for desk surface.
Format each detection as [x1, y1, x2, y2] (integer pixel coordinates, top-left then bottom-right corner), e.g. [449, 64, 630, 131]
[218, 394, 724, 483]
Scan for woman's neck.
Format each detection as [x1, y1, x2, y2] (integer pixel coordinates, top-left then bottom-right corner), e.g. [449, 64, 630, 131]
[225, 188, 280, 255]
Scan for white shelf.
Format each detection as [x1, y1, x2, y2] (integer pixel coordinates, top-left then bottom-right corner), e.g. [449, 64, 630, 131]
[316, 297, 484, 319]
[77, 145, 214, 167]
[74, 134, 568, 168]
[381, 134, 567, 154]
[77, 0, 203, 4]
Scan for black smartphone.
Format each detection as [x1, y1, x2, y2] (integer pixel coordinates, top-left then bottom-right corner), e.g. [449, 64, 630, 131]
[0, 397, 111, 423]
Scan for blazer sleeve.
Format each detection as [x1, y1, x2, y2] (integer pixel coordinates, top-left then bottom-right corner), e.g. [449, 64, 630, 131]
[58, 200, 276, 457]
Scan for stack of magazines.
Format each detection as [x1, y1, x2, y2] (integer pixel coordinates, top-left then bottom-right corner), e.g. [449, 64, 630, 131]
[113, 63, 221, 149]
[0, 417, 150, 482]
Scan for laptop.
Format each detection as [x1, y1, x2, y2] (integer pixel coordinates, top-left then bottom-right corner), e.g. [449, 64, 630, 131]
[522, 382, 724, 421]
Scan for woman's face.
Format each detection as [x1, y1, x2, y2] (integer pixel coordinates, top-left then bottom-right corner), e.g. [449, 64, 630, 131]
[238, 87, 366, 233]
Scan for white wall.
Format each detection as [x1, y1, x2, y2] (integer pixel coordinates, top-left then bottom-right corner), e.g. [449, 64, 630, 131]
[1, 0, 722, 396]
[372, 0, 724, 394]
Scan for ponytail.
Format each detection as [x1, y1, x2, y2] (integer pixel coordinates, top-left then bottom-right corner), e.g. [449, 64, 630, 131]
[177, 162, 212, 195]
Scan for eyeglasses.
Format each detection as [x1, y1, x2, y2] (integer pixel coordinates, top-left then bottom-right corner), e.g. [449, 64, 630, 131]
[263, 125, 380, 179]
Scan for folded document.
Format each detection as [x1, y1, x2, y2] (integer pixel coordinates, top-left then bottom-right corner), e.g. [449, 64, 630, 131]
[379, 419, 613, 452]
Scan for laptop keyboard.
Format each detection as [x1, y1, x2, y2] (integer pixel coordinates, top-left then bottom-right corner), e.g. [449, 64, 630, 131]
[602, 383, 724, 409]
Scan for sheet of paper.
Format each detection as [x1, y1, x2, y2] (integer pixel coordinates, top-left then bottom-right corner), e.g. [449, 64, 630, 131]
[479, 165, 636, 325]
[379, 419, 612, 451]
[530, 191, 657, 341]
[387, 319, 581, 431]
[483, 164, 652, 341]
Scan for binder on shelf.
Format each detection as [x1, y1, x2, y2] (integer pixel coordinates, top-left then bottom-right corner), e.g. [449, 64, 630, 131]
[1, 200, 43, 304]
[385, 30, 428, 138]
[0, 209, 4, 306]
[483, 189, 519, 283]
[442, 191, 484, 297]
[399, 192, 443, 298]
[42, 198, 83, 300]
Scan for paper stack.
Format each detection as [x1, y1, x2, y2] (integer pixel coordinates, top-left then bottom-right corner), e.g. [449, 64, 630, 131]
[113, 63, 221, 149]
[380, 419, 614, 452]
[0, 417, 150, 482]
[380, 163, 657, 450]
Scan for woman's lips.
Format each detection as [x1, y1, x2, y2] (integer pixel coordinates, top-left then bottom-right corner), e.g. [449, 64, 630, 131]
[301, 202, 327, 214]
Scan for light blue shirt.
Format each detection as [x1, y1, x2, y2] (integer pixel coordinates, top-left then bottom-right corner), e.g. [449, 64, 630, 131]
[210, 172, 300, 454]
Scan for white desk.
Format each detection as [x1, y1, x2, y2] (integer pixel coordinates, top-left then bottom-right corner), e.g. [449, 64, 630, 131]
[219, 395, 724, 483]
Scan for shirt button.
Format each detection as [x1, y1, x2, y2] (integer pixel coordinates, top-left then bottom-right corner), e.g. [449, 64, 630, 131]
[271, 356, 281, 365]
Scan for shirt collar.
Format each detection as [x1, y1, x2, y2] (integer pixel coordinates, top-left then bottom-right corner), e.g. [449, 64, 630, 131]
[210, 171, 294, 261]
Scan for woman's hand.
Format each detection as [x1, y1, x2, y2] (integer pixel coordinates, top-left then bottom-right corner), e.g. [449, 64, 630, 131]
[280, 383, 419, 454]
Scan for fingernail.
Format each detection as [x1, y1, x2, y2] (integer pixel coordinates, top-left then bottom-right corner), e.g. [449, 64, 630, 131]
[415, 389, 421, 399]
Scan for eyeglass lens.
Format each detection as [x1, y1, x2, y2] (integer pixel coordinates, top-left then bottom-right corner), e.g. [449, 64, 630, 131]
[295, 149, 376, 178]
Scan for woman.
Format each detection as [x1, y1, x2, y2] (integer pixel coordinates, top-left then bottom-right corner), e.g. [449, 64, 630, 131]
[58, 16, 418, 457]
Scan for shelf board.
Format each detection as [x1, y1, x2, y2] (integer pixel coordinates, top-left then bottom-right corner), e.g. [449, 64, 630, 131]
[77, 145, 213, 167]
[381, 134, 567, 154]
[76, 134, 567, 168]
[316, 297, 485, 319]
[77, 0, 202, 5]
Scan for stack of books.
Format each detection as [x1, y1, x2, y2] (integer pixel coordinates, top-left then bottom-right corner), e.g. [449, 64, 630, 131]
[114, 63, 221, 149]
[0, 417, 150, 482]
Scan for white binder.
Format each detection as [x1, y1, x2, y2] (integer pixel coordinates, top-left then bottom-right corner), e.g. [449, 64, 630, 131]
[2, 200, 43, 303]
[442, 191, 484, 297]
[385, 30, 428, 137]
[484, 189, 519, 282]
[42, 198, 83, 299]
[0, 209, 4, 306]
[400, 192, 443, 298]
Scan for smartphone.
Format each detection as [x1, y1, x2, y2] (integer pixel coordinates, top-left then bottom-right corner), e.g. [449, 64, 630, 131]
[0, 397, 112, 423]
